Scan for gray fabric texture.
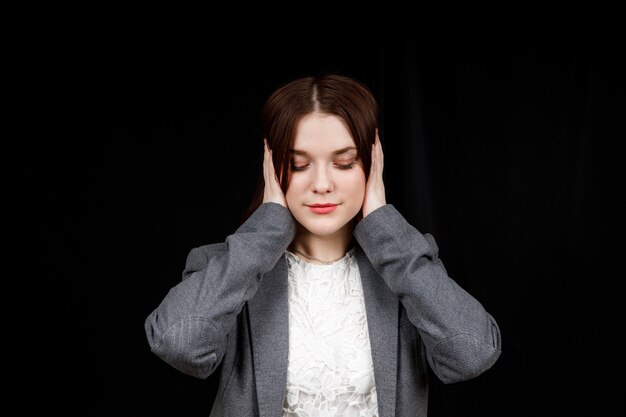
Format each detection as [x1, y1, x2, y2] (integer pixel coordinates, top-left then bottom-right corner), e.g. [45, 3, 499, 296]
[145, 202, 501, 417]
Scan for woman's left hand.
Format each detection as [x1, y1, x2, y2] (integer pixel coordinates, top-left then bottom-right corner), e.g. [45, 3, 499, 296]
[361, 130, 386, 219]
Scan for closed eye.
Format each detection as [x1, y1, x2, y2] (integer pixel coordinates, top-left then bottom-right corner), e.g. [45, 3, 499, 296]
[290, 162, 357, 172]
[336, 162, 357, 170]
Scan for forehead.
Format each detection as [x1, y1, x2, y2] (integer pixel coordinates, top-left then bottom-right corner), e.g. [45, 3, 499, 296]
[290, 113, 356, 156]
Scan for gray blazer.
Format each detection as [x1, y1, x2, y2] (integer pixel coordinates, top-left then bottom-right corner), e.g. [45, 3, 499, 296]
[145, 203, 501, 417]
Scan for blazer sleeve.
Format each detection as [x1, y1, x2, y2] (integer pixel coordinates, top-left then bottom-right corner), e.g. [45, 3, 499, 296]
[353, 204, 501, 384]
[144, 202, 296, 379]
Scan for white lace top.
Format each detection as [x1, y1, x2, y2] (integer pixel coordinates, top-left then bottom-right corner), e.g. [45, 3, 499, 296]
[282, 247, 379, 417]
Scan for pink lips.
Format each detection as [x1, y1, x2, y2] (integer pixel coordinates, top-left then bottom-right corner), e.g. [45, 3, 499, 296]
[308, 204, 338, 214]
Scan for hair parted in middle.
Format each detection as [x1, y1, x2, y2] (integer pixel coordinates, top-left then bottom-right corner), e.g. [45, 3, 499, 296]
[241, 73, 380, 224]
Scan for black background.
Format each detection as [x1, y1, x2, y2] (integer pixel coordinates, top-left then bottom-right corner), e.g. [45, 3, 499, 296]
[37, 26, 623, 416]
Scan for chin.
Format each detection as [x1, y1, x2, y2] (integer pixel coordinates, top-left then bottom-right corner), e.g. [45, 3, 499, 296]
[295, 213, 356, 237]
[300, 222, 344, 237]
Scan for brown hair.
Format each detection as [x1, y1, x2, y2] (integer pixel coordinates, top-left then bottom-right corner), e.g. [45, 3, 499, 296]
[239, 74, 380, 225]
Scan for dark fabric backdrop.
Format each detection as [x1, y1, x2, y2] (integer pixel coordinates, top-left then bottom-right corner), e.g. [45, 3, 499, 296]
[39, 30, 623, 415]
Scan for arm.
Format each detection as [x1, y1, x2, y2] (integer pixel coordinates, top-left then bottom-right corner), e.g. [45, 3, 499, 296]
[144, 202, 296, 379]
[353, 204, 501, 384]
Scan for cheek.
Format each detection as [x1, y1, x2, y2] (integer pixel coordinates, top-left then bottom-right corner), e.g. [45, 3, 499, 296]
[285, 176, 304, 200]
[342, 171, 366, 196]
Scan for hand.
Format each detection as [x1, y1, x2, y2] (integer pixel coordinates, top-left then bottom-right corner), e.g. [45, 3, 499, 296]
[361, 130, 386, 219]
[262, 138, 288, 208]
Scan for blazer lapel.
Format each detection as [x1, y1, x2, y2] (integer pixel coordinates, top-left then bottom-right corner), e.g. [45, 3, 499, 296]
[355, 245, 399, 417]
[248, 253, 290, 417]
[248, 248, 399, 417]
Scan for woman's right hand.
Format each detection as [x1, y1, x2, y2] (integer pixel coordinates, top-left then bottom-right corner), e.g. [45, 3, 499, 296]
[262, 139, 288, 208]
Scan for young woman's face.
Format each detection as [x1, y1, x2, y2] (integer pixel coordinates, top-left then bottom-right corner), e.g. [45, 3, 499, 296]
[285, 113, 366, 237]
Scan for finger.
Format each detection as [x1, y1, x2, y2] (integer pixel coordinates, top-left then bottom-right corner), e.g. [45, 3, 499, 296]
[370, 142, 376, 178]
[373, 140, 382, 177]
[272, 154, 280, 182]
[264, 140, 281, 184]
[264, 140, 271, 179]
[374, 134, 384, 169]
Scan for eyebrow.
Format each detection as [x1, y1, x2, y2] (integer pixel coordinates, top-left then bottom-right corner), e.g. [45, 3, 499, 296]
[289, 146, 357, 156]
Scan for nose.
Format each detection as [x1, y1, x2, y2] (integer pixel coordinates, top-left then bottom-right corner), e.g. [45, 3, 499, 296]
[311, 164, 333, 193]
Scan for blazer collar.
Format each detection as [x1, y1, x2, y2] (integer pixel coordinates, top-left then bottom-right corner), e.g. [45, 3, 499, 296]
[247, 244, 399, 417]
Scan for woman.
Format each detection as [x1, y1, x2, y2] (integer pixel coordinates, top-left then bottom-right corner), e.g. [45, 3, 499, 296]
[145, 74, 501, 417]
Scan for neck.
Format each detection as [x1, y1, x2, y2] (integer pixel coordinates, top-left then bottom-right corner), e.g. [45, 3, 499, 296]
[288, 221, 355, 265]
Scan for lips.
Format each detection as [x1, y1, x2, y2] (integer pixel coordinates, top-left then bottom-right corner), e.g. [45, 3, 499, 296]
[308, 203, 338, 214]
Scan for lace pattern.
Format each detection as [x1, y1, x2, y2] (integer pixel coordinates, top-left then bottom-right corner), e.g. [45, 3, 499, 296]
[282, 247, 379, 417]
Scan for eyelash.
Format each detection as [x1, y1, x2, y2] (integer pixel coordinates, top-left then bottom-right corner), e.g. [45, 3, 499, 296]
[290, 162, 357, 172]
